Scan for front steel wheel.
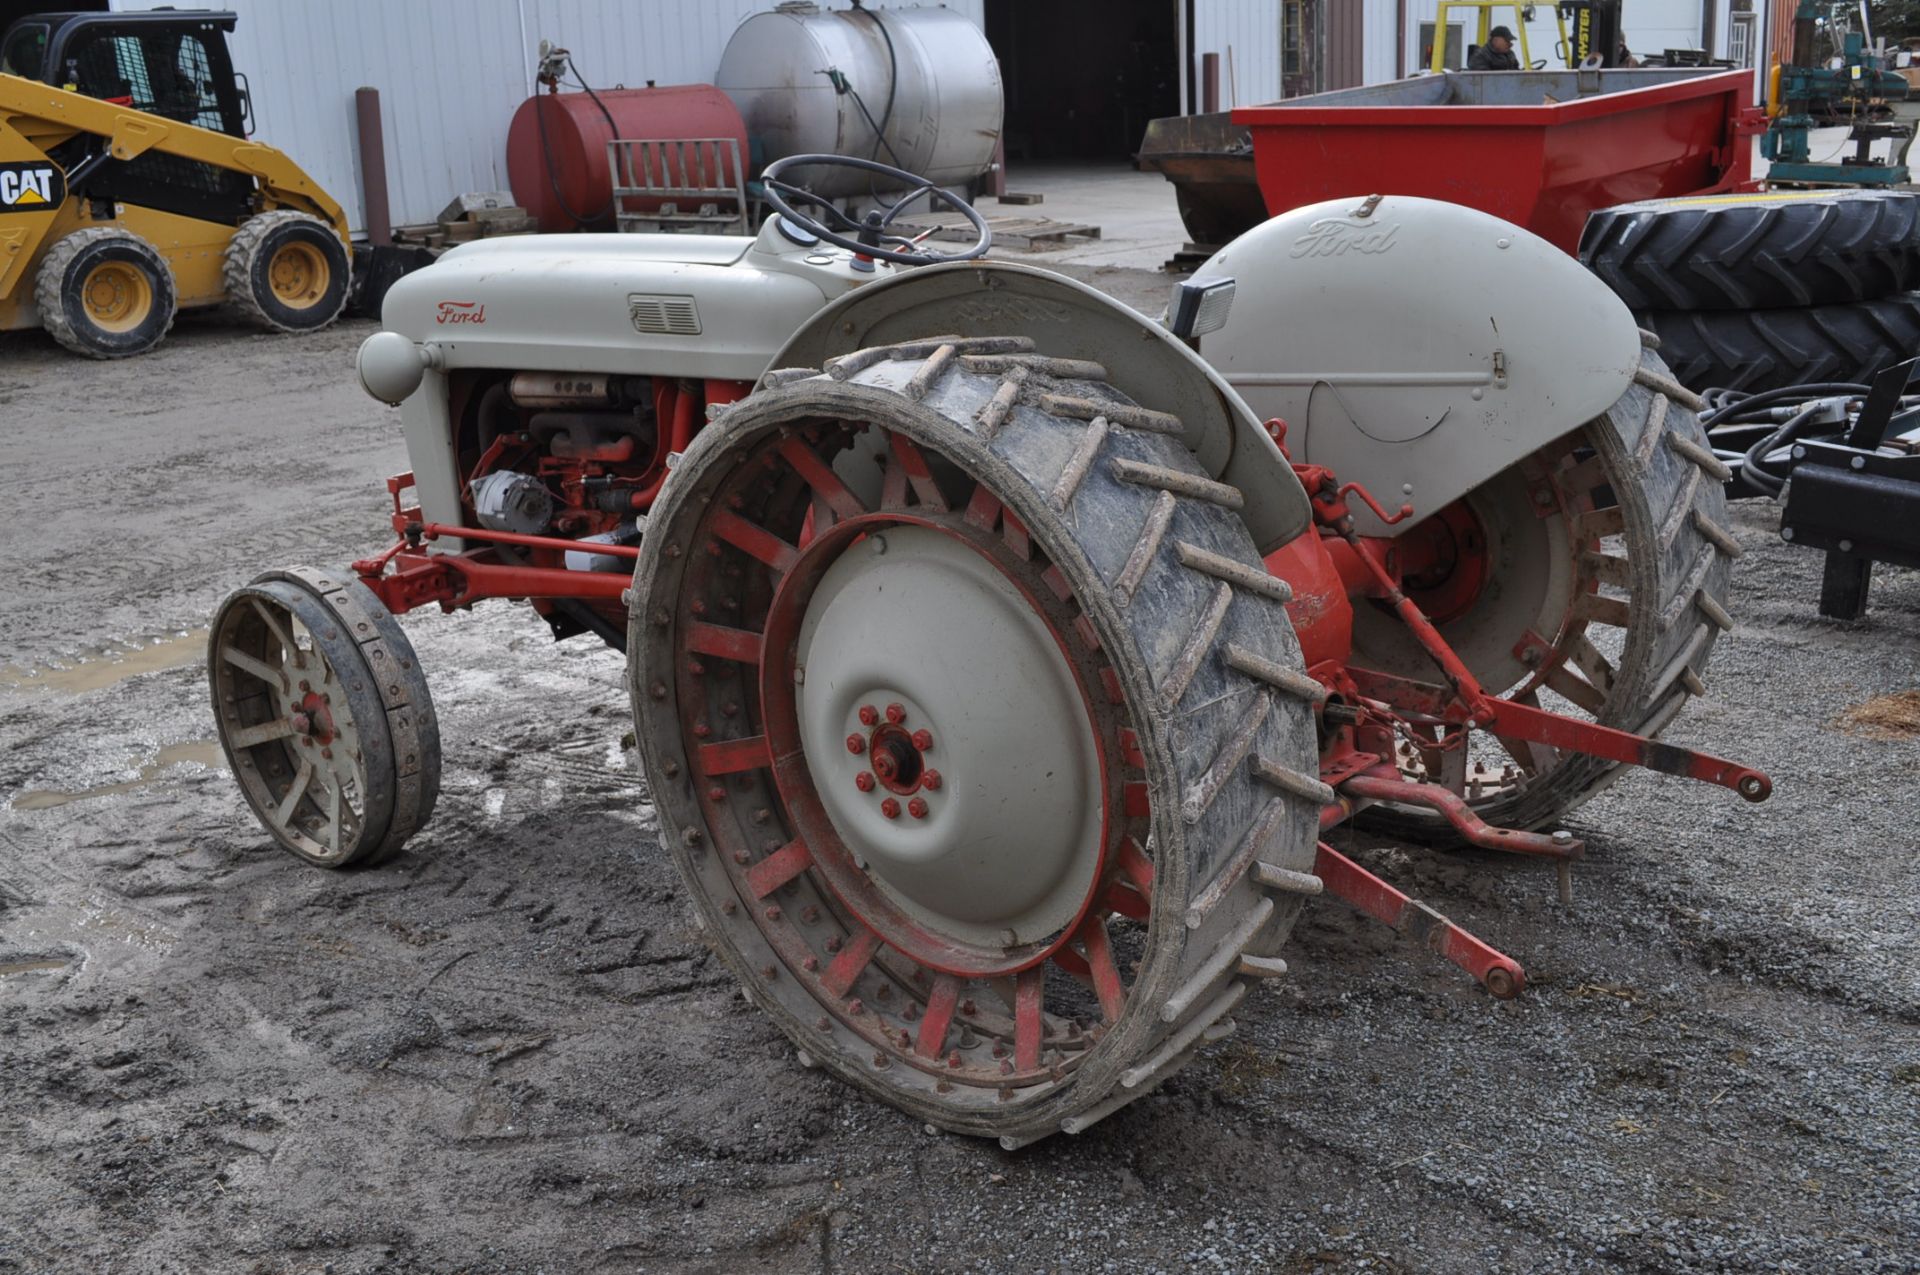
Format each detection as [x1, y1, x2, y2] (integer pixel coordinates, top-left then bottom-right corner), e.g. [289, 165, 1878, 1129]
[629, 339, 1322, 1144]
[210, 567, 440, 868]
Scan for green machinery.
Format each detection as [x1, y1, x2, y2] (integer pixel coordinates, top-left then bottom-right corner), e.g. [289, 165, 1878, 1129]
[1764, 1, 1912, 186]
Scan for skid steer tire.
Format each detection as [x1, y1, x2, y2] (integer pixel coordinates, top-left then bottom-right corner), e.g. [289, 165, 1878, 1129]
[1581, 190, 1920, 311]
[33, 227, 177, 359]
[1637, 293, 1920, 395]
[629, 339, 1323, 1146]
[225, 211, 352, 334]
[1358, 340, 1739, 840]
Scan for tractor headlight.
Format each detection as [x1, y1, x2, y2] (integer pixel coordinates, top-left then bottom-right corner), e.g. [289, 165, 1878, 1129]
[1168, 277, 1237, 340]
[357, 331, 435, 404]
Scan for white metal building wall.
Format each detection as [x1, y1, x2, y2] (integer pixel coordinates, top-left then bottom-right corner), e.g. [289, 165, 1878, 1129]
[110, 0, 983, 232]
[1191, 0, 1283, 108]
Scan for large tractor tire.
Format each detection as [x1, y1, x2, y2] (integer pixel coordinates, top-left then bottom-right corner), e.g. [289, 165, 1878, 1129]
[33, 227, 177, 359]
[210, 566, 439, 868]
[629, 337, 1323, 1145]
[1582, 189, 1920, 310]
[1638, 293, 1920, 395]
[225, 211, 353, 334]
[1354, 339, 1740, 838]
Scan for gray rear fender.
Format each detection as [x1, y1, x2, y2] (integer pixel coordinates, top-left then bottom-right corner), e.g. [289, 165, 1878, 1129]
[1193, 195, 1642, 536]
[768, 261, 1312, 554]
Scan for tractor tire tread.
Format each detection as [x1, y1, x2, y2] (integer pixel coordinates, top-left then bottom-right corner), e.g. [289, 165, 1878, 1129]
[633, 343, 1322, 1146]
[1639, 293, 1920, 395]
[1583, 190, 1920, 310]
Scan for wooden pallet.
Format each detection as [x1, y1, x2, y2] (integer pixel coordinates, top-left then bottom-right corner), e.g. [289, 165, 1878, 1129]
[891, 210, 1102, 249]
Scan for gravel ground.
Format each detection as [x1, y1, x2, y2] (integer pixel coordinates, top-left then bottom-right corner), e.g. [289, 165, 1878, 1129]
[0, 283, 1916, 1275]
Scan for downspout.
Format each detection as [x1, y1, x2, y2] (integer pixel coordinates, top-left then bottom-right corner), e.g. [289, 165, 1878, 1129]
[1396, 0, 1407, 78]
[1184, 0, 1197, 113]
[1702, 0, 1718, 58]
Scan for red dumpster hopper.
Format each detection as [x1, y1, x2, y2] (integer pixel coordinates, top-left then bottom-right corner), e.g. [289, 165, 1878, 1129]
[1234, 68, 1763, 254]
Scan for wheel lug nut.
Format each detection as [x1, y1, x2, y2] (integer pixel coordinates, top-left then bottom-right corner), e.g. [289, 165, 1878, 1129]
[907, 798, 929, 819]
[911, 729, 932, 750]
[693, 723, 711, 738]
[858, 704, 879, 726]
[846, 734, 865, 755]
[880, 798, 901, 819]
[707, 786, 726, 802]
[885, 703, 906, 724]
[803, 956, 820, 972]
[921, 769, 942, 790]
[855, 772, 876, 793]
[825, 936, 844, 954]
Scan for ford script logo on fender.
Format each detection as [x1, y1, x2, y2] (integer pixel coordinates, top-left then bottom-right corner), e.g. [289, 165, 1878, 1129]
[435, 300, 485, 325]
[0, 161, 64, 212]
[1289, 218, 1400, 259]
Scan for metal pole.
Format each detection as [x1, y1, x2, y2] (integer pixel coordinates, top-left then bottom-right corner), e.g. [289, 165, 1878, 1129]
[1202, 51, 1220, 113]
[354, 87, 391, 247]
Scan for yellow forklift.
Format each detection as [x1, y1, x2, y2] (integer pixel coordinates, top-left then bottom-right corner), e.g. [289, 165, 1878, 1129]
[1, 9, 350, 357]
[1428, 1, 1627, 72]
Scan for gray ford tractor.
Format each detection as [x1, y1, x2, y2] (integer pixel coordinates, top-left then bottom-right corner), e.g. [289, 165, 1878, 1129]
[210, 154, 1765, 1146]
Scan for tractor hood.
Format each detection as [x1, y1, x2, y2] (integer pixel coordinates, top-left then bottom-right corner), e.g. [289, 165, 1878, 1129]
[377, 232, 840, 383]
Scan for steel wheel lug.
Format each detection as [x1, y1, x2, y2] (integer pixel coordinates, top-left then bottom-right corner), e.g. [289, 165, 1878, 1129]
[687, 658, 706, 675]
[847, 997, 863, 1014]
[880, 798, 900, 819]
[802, 956, 820, 972]
[858, 704, 879, 726]
[855, 772, 876, 793]
[707, 786, 726, 802]
[907, 797, 928, 819]
[764, 906, 781, 921]
[693, 723, 711, 738]
[846, 734, 865, 755]
[733, 851, 750, 864]
[921, 769, 942, 790]
[911, 729, 932, 751]
[885, 703, 906, 724]
[825, 936, 843, 954]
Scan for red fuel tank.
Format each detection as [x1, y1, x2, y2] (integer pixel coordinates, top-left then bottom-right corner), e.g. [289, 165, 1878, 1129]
[506, 85, 750, 233]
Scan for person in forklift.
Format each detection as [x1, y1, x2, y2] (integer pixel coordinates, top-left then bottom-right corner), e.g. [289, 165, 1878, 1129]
[1468, 25, 1521, 70]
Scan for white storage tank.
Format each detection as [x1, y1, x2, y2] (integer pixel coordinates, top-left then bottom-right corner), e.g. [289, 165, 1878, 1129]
[717, 2, 1003, 197]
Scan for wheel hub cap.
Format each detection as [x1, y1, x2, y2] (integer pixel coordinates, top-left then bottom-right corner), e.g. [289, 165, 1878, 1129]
[790, 525, 1105, 954]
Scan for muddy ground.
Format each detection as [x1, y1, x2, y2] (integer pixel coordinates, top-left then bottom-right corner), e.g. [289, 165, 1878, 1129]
[1, 281, 1916, 1275]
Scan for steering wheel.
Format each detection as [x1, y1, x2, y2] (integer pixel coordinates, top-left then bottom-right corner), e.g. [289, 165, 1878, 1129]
[760, 154, 992, 266]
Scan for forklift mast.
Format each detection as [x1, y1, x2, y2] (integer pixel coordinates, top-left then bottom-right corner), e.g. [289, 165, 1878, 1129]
[1558, 0, 1625, 67]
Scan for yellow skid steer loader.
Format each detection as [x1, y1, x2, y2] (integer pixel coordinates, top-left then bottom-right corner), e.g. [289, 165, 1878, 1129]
[0, 9, 350, 357]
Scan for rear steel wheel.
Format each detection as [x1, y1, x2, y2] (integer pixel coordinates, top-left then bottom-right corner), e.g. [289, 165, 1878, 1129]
[1356, 341, 1740, 836]
[630, 339, 1322, 1144]
[210, 567, 439, 868]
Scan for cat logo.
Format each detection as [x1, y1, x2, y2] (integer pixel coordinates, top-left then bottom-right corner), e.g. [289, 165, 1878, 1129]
[0, 162, 65, 212]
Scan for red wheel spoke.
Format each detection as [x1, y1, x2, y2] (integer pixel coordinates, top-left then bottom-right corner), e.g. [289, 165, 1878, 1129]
[710, 509, 800, 574]
[1118, 729, 1146, 770]
[1124, 781, 1151, 818]
[1002, 509, 1032, 559]
[916, 974, 961, 1057]
[688, 621, 762, 664]
[964, 482, 1002, 531]
[1079, 916, 1127, 1022]
[700, 734, 772, 775]
[821, 925, 882, 997]
[880, 448, 910, 510]
[1101, 880, 1149, 921]
[887, 433, 950, 512]
[777, 436, 866, 520]
[1014, 967, 1044, 1070]
[745, 837, 814, 899]
[1116, 838, 1154, 902]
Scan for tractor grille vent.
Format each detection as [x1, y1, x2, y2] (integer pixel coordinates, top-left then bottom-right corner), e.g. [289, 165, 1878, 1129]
[629, 294, 701, 336]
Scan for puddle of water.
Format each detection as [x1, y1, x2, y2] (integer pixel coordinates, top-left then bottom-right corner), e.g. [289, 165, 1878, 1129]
[0, 958, 67, 976]
[10, 740, 228, 812]
[0, 629, 209, 694]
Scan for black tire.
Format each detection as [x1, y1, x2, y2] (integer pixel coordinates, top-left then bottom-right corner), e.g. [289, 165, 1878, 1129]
[1359, 340, 1739, 838]
[32, 227, 177, 359]
[1641, 293, 1920, 395]
[210, 567, 439, 869]
[224, 211, 352, 333]
[1582, 189, 1920, 310]
[630, 338, 1323, 1145]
